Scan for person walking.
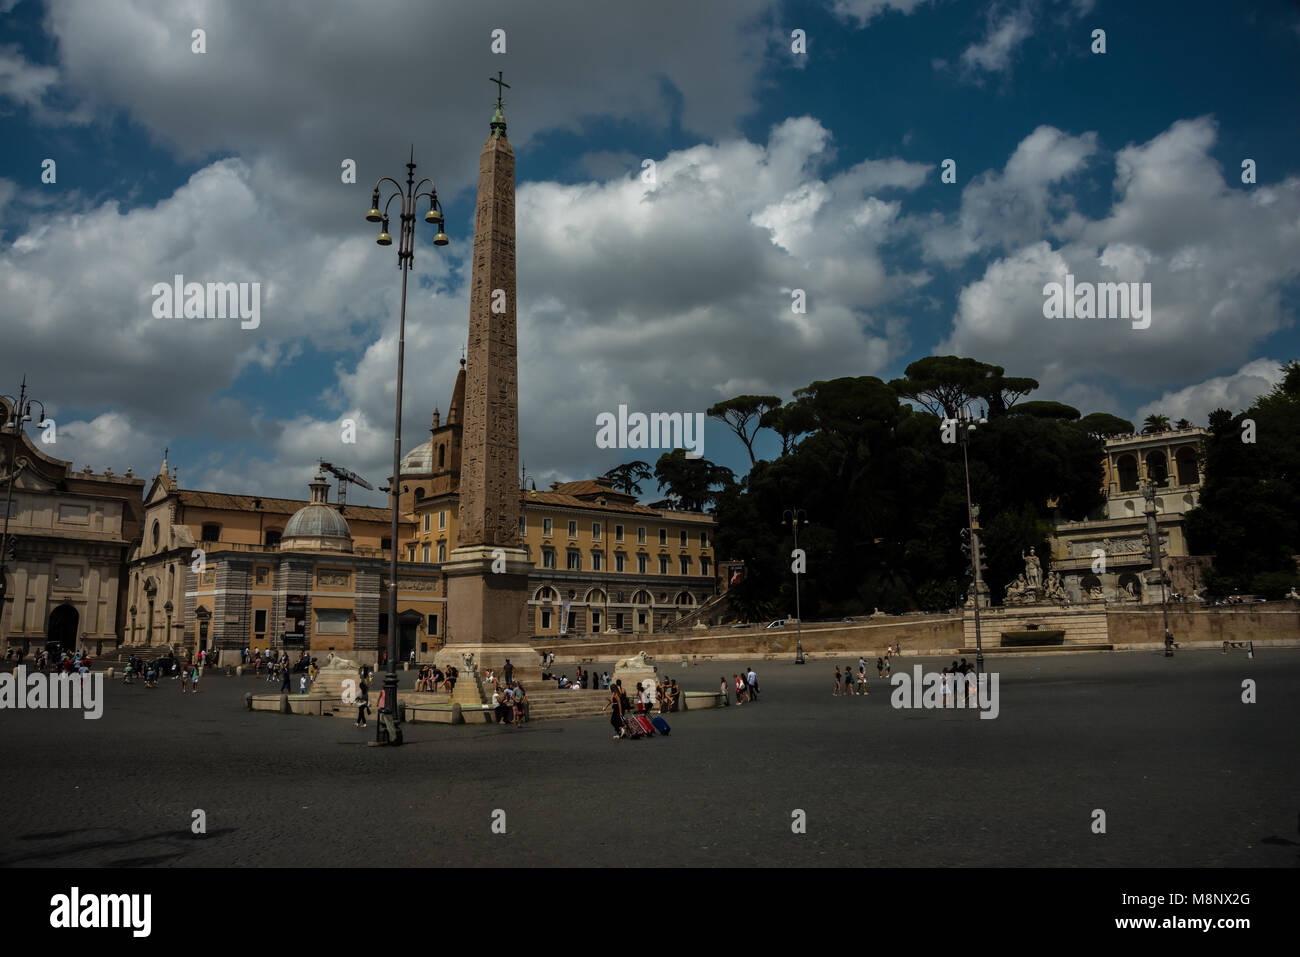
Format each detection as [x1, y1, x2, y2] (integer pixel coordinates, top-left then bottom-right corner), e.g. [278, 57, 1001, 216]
[280, 665, 291, 694]
[746, 666, 759, 702]
[720, 675, 730, 706]
[355, 678, 370, 727]
[603, 683, 625, 739]
[876, 656, 884, 678]
[190, 663, 200, 693]
[180, 665, 190, 694]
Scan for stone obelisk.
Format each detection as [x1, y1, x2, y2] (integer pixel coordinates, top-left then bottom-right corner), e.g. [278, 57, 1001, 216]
[437, 74, 538, 678]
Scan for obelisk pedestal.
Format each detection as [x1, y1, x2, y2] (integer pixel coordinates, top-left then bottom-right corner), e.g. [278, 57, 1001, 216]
[437, 546, 539, 681]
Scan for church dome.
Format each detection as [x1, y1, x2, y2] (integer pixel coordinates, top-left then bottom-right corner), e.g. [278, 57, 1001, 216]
[284, 504, 350, 540]
[402, 441, 433, 473]
[281, 474, 352, 552]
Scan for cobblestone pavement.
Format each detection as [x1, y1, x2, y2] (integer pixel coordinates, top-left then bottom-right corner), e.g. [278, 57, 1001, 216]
[2, 649, 1297, 867]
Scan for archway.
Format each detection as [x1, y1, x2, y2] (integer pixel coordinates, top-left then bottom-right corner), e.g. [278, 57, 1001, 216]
[47, 604, 78, 654]
[1116, 455, 1139, 492]
[1145, 450, 1169, 487]
[398, 610, 422, 662]
[1175, 446, 1198, 486]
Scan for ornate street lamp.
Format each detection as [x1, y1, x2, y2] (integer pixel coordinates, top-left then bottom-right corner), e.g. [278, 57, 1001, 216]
[782, 508, 808, 664]
[955, 405, 988, 676]
[1142, 480, 1174, 656]
[0, 377, 47, 648]
[365, 149, 449, 744]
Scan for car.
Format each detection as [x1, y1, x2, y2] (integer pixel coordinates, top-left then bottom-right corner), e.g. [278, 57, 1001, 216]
[766, 619, 800, 629]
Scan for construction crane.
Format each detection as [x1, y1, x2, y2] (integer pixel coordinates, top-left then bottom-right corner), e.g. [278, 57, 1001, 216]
[319, 461, 374, 509]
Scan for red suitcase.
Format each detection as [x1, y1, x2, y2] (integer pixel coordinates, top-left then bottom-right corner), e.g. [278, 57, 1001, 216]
[633, 714, 656, 736]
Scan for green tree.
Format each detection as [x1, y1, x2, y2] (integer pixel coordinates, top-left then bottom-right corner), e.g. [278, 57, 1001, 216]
[706, 395, 782, 467]
[653, 450, 734, 512]
[1141, 413, 1171, 433]
[1007, 400, 1081, 420]
[1079, 412, 1135, 437]
[888, 356, 1037, 418]
[601, 460, 651, 496]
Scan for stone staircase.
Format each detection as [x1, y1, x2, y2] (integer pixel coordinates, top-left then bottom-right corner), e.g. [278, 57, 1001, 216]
[522, 687, 610, 722]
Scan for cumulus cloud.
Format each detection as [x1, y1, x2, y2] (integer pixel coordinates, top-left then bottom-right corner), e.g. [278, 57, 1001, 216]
[830, 0, 932, 27]
[960, 6, 1034, 75]
[1134, 359, 1288, 426]
[938, 117, 1300, 398]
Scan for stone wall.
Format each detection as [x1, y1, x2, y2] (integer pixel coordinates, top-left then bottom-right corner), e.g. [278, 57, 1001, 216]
[1108, 601, 1300, 646]
[543, 615, 964, 662]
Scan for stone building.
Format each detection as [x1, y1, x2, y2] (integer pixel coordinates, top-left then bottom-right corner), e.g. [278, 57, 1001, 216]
[127, 460, 439, 665]
[0, 399, 144, 656]
[1051, 427, 1210, 602]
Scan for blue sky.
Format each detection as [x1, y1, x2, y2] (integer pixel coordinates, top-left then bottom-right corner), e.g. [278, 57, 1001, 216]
[1, 0, 1298, 503]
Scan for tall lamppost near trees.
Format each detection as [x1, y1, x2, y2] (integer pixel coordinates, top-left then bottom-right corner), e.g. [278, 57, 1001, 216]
[364, 150, 449, 744]
[1142, 479, 1174, 657]
[955, 405, 988, 676]
[782, 508, 807, 664]
[0, 377, 46, 647]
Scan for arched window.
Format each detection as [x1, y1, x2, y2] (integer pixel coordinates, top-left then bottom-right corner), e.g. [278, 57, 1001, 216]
[1175, 446, 1198, 486]
[632, 590, 652, 605]
[1116, 455, 1139, 492]
[414, 488, 425, 502]
[534, 586, 556, 602]
[264, 528, 282, 547]
[1145, 451, 1169, 487]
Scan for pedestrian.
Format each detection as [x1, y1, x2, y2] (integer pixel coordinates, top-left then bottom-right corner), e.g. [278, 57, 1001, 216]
[833, 666, 842, 696]
[746, 666, 758, 702]
[858, 655, 867, 675]
[190, 663, 200, 693]
[720, 675, 730, 706]
[857, 667, 867, 694]
[876, 656, 884, 678]
[734, 672, 746, 705]
[180, 665, 190, 694]
[603, 683, 625, 739]
[280, 666, 291, 694]
[940, 669, 951, 707]
[355, 677, 369, 728]
[884, 652, 891, 679]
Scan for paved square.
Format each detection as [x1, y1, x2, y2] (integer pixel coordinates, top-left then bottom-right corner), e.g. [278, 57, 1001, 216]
[2, 649, 1296, 867]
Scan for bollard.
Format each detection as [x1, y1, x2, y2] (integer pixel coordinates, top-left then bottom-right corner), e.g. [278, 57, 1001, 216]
[279, 692, 290, 714]
[451, 702, 463, 725]
[106, 667, 114, 680]
[236, 665, 243, 676]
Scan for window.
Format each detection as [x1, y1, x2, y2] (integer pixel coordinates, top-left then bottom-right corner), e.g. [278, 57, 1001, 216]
[568, 520, 577, 539]
[637, 554, 648, 574]
[592, 610, 602, 630]
[408, 545, 417, 561]
[423, 514, 430, 532]
[438, 510, 446, 529]
[381, 537, 392, 551]
[541, 609, 552, 629]
[567, 550, 582, 571]
[615, 554, 625, 572]
[427, 614, 439, 636]
[659, 528, 667, 546]
[592, 551, 603, 571]
[201, 523, 221, 542]
[543, 548, 556, 569]
[151, 520, 160, 547]
[701, 557, 711, 576]
[264, 529, 282, 547]
[254, 609, 267, 635]
[638, 611, 647, 627]
[255, 566, 270, 586]
[543, 517, 553, 536]
[519, 515, 526, 536]
[58, 504, 89, 525]
[638, 527, 646, 545]
[615, 524, 624, 542]
[438, 444, 446, 469]
[567, 611, 577, 632]
[680, 530, 687, 547]
[422, 545, 431, 563]
[414, 488, 425, 502]
[680, 556, 690, 575]
[314, 608, 350, 636]
[615, 612, 625, 630]
[659, 557, 669, 574]
[701, 530, 709, 548]
[592, 522, 601, 540]
[437, 542, 446, 562]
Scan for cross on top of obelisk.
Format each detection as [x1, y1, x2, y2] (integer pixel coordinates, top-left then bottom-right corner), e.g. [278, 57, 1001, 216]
[490, 71, 510, 110]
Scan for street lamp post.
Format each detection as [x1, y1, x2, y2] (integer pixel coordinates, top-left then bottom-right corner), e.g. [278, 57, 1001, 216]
[955, 405, 988, 676]
[1, 378, 47, 651]
[782, 508, 808, 664]
[1142, 480, 1174, 656]
[365, 150, 449, 744]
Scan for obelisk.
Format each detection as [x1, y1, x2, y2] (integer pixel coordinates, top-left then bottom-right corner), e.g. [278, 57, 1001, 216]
[437, 73, 538, 678]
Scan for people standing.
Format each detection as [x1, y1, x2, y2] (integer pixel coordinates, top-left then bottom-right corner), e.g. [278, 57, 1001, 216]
[356, 677, 369, 728]
[720, 675, 729, 706]
[504, 659, 514, 685]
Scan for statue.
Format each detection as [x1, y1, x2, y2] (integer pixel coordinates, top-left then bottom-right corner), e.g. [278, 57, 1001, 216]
[1286, 586, 1300, 600]
[1003, 574, 1027, 605]
[322, 653, 360, 671]
[1043, 570, 1067, 603]
[1021, 548, 1042, 591]
[614, 650, 654, 672]
[1088, 585, 1104, 602]
[1123, 580, 1137, 601]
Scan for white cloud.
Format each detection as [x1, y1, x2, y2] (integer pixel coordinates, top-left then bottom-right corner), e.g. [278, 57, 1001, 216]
[830, 0, 932, 27]
[959, 6, 1034, 75]
[1134, 359, 1287, 426]
[938, 117, 1300, 397]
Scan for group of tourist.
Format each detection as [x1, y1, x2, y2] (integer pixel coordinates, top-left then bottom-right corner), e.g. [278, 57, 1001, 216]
[832, 652, 896, 696]
[555, 666, 605, 690]
[725, 667, 760, 705]
[941, 658, 978, 707]
[490, 681, 528, 727]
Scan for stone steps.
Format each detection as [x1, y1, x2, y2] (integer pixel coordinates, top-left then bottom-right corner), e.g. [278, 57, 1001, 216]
[958, 643, 1113, 655]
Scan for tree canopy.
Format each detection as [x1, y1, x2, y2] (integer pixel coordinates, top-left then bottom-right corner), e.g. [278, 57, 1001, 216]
[888, 356, 1038, 419]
